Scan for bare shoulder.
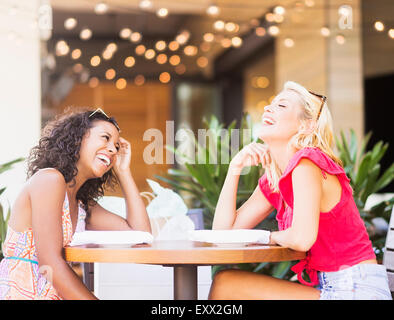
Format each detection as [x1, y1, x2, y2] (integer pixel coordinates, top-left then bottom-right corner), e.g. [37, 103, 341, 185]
[292, 158, 321, 177]
[27, 168, 67, 194]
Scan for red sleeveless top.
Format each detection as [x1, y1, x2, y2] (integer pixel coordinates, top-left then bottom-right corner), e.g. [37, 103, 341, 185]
[258, 147, 375, 286]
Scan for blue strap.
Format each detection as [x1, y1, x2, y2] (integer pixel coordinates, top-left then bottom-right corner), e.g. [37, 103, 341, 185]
[5, 256, 38, 265]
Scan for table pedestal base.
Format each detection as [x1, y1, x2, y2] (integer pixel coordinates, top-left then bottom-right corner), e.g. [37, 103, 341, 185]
[173, 265, 198, 300]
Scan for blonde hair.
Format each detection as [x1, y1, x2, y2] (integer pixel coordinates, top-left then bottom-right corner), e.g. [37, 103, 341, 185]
[265, 81, 342, 192]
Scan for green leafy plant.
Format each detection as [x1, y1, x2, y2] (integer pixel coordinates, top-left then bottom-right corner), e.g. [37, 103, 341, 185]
[336, 129, 394, 261]
[0, 158, 25, 260]
[155, 114, 293, 279]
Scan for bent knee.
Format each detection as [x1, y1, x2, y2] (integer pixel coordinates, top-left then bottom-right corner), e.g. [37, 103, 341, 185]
[209, 269, 243, 300]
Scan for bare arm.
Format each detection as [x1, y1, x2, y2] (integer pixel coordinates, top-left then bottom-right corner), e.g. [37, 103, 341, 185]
[212, 142, 274, 229]
[87, 170, 151, 232]
[87, 137, 151, 233]
[29, 169, 97, 300]
[270, 159, 321, 251]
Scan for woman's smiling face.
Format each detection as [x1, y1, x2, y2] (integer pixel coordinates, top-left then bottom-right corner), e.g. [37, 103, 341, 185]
[258, 90, 303, 144]
[78, 120, 120, 178]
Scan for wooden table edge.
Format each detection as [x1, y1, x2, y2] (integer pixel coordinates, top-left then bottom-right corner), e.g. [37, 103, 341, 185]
[64, 242, 306, 265]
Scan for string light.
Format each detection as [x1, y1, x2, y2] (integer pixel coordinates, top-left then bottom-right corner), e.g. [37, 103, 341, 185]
[231, 36, 242, 47]
[268, 25, 280, 36]
[273, 6, 286, 15]
[90, 55, 101, 67]
[116, 78, 127, 90]
[159, 72, 171, 83]
[284, 38, 295, 48]
[94, 2, 108, 15]
[130, 32, 142, 43]
[157, 8, 169, 18]
[389, 29, 394, 39]
[156, 53, 167, 64]
[55, 40, 69, 56]
[124, 56, 135, 67]
[184, 45, 198, 56]
[175, 64, 186, 75]
[203, 33, 215, 42]
[64, 18, 77, 30]
[145, 49, 156, 59]
[196, 56, 208, 68]
[374, 21, 385, 32]
[169, 55, 181, 66]
[88, 77, 99, 88]
[335, 34, 346, 45]
[139, 0, 152, 9]
[80, 28, 92, 40]
[105, 68, 116, 80]
[119, 28, 132, 39]
[255, 27, 266, 37]
[320, 27, 331, 37]
[134, 75, 145, 86]
[206, 5, 219, 16]
[71, 48, 82, 60]
[214, 20, 225, 31]
[155, 40, 166, 51]
[168, 41, 180, 51]
[135, 44, 146, 55]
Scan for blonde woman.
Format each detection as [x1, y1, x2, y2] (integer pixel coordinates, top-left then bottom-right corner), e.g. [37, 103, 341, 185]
[210, 81, 392, 300]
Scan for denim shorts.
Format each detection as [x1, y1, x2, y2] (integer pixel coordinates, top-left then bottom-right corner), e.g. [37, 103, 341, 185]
[317, 264, 392, 300]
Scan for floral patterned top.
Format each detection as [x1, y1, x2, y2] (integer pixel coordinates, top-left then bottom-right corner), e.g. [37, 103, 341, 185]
[0, 193, 86, 300]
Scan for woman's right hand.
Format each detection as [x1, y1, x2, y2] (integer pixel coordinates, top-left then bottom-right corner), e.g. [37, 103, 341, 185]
[229, 142, 271, 173]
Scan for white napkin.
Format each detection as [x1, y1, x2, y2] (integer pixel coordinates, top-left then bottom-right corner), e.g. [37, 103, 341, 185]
[188, 229, 271, 244]
[69, 231, 154, 246]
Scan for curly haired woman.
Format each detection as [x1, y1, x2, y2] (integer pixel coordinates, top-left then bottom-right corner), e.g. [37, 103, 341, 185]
[0, 108, 151, 300]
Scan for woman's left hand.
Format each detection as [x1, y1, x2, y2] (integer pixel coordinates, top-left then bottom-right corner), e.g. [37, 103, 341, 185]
[114, 137, 132, 174]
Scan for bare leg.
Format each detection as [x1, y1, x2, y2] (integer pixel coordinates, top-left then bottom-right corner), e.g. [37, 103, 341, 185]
[209, 269, 321, 300]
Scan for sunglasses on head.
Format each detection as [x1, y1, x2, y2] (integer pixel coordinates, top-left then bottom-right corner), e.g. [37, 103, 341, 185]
[308, 91, 327, 121]
[89, 108, 121, 132]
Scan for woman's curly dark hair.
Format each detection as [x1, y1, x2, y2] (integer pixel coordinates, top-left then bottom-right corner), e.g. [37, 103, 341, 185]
[27, 108, 120, 218]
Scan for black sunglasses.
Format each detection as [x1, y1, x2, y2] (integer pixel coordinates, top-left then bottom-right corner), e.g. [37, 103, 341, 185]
[308, 91, 327, 121]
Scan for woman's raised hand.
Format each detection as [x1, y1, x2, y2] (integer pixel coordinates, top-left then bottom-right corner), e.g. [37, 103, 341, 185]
[114, 137, 132, 174]
[229, 142, 271, 173]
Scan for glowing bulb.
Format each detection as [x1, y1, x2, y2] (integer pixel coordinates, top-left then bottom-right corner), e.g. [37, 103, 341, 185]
[71, 48, 81, 59]
[155, 40, 166, 51]
[90, 55, 101, 67]
[255, 27, 266, 37]
[374, 21, 384, 32]
[169, 55, 180, 66]
[284, 38, 294, 47]
[124, 56, 135, 67]
[268, 25, 280, 36]
[203, 33, 215, 42]
[145, 49, 156, 59]
[157, 8, 168, 18]
[134, 75, 145, 86]
[159, 72, 171, 84]
[274, 6, 285, 15]
[94, 2, 108, 14]
[320, 27, 331, 37]
[214, 20, 225, 31]
[80, 28, 92, 40]
[206, 5, 219, 16]
[116, 78, 127, 90]
[119, 28, 132, 39]
[64, 18, 77, 30]
[231, 36, 242, 47]
[105, 68, 116, 80]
